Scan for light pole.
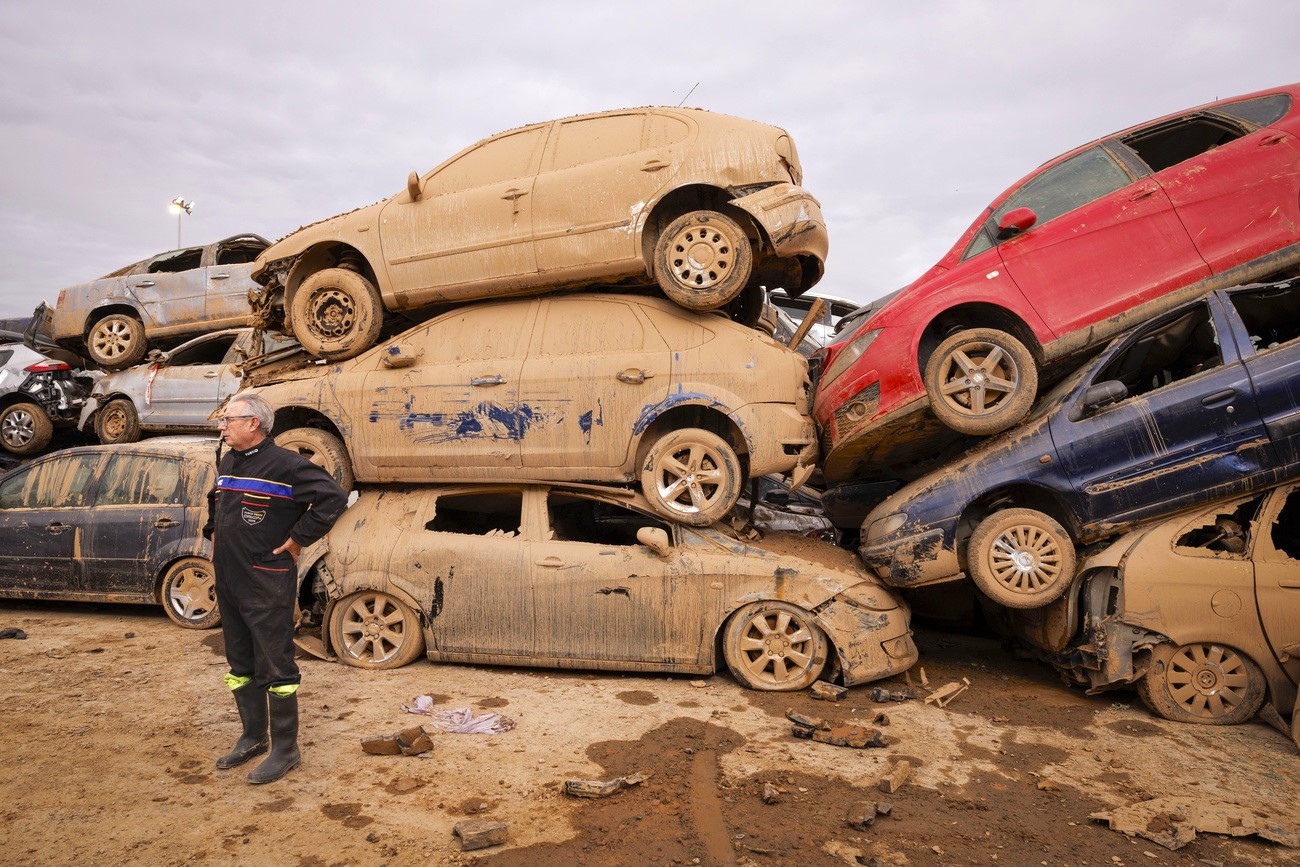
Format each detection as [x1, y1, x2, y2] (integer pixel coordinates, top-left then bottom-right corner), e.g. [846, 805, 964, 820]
[168, 197, 194, 248]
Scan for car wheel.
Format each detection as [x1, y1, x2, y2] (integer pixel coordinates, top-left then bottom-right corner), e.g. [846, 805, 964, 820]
[0, 402, 54, 456]
[95, 398, 141, 445]
[967, 508, 1076, 609]
[160, 557, 221, 630]
[87, 313, 147, 369]
[1136, 642, 1266, 726]
[924, 328, 1038, 436]
[653, 210, 754, 311]
[640, 427, 742, 526]
[289, 268, 383, 362]
[329, 590, 426, 670]
[723, 281, 766, 328]
[274, 427, 355, 491]
[723, 600, 829, 691]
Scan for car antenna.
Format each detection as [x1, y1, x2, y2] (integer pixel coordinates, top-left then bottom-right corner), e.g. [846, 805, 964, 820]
[676, 82, 699, 108]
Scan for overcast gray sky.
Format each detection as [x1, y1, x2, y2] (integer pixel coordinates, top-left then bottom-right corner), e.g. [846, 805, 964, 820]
[1, 1, 1297, 318]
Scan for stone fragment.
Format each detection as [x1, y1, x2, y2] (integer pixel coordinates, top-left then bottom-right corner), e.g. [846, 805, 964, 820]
[1090, 797, 1298, 851]
[0, 628, 27, 640]
[786, 710, 829, 730]
[846, 801, 878, 830]
[880, 760, 911, 793]
[360, 725, 433, 756]
[868, 686, 916, 703]
[761, 783, 781, 804]
[810, 681, 848, 701]
[811, 725, 886, 749]
[564, 771, 652, 799]
[453, 819, 507, 851]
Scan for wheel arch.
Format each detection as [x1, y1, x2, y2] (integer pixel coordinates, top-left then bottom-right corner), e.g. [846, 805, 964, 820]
[317, 577, 428, 657]
[633, 403, 750, 477]
[272, 406, 347, 441]
[282, 243, 383, 313]
[639, 184, 765, 277]
[916, 303, 1043, 375]
[151, 549, 212, 603]
[958, 484, 1080, 564]
[82, 304, 145, 343]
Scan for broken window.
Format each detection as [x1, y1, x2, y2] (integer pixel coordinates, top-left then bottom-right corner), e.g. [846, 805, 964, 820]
[1271, 490, 1300, 560]
[426, 491, 522, 536]
[97, 455, 183, 506]
[0, 455, 101, 509]
[1228, 282, 1300, 353]
[1094, 302, 1221, 401]
[1174, 497, 1263, 555]
[214, 237, 268, 266]
[147, 247, 203, 274]
[991, 146, 1131, 231]
[546, 492, 670, 546]
[1121, 116, 1246, 173]
[1212, 94, 1291, 128]
[169, 334, 238, 367]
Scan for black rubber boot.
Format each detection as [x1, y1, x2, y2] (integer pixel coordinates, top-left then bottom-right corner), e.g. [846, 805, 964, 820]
[248, 690, 301, 784]
[215, 684, 268, 770]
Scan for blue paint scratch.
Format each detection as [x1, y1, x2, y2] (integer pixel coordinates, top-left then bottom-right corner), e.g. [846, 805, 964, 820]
[632, 391, 726, 435]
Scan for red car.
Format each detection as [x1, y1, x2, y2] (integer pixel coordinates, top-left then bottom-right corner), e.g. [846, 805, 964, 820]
[815, 83, 1300, 486]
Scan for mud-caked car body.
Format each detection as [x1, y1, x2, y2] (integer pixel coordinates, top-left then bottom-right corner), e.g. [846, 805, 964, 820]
[79, 328, 297, 445]
[248, 293, 819, 526]
[857, 280, 1300, 610]
[999, 483, 1299, 731]
[0, 341, 93, 456]
[46, 234, 269, 370]
[250, 107, 827, 361]
[815, 83, 1300, 487]
[301, 483, 916, 690]
[0, 438, 220, 629]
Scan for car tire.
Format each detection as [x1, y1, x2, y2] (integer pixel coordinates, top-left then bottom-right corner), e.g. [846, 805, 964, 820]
[722, 600, 829, 691]
[653, 210, 754, 312]
[329, 590, 426, 670]
[160, 557, 221, 630]
[723, 281, 766, 328]
[1136, 642, 1266, 726]
[95, 398, 142, 445]
[640, 427, 742, 526]
[967, 508, 1076, 609]
[87, 313, 148, 370]
[0, 402, 54, 456]
[274, 427, 355, 492]
[289, 268, 384, 362]
[924, 327, 1038, 436]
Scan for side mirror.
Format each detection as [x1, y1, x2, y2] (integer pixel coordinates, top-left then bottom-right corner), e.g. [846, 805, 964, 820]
[637, 526, 670, 556]
[996, 207, 1038, 239]
[1082, 380, 1127, 410]
[380, 342, 422, 369]
[407, 171, 423, 203]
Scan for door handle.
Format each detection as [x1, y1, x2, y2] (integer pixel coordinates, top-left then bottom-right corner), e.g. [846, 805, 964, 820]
[211, 273, 229, 280]
[45, 522, 71, 535]
[641, 160, 669, 172]
[135, 280, 155, 288]
[535, 556, 565, 568]
[1201, 389, 1236, 406]
[1129, 186, 1158, 201]
[501, 189, 528, 201]
[616, 369, 654, 384]
[1260, 132, 1288, 146]
[204, 371, 219, 378]
[470, 374, 506, 387]
[153, 518, 180, 528]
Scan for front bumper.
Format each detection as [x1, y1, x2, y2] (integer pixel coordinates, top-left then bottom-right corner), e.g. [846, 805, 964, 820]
[858, 525, 961, 589]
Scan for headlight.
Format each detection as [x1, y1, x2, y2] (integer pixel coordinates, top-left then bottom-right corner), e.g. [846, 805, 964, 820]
[868, 511, 908, 541]
[821, 328, 882, 388]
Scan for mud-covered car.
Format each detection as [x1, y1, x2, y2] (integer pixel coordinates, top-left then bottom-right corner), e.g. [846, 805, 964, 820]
[816, 84, 1300, 487]
[0, 341, 93, 456]
[79, 328, 297, 444]
[857, 280, 1300, 609]
[0, 438, 219, 629]
[300, 483, 916, 690]
[45, 234, 269, 370]
[251, 107, 827, 361]
[248, 293, 819, 526]
[1000, 483, 1299, 732]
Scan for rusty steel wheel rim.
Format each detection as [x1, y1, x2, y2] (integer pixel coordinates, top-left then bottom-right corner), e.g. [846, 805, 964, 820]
[735, 608, 819, 688]
[936, 340, 1020, 417]
[1162, 644, 1251, 720]
[279, 434, 327, 470]
[92, 319, 135, 360]
[666, 221, 739, 291]
[1, 408, 37, 448]
[338, 593, 411, 665]
[985, 523, 1064, 594]
[306, 287, 357, 340]
[167, 563, 216, 623]
[101, 406, 128, 440]
[652, 441, 727, 516]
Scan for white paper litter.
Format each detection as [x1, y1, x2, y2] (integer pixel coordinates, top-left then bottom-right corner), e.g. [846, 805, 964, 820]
[401, 696, 517, 734]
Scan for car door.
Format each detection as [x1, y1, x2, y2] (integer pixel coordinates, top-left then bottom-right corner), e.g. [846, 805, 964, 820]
[205, 238, 265, 324]
[0, 453, 102, 593]
[518, 297, 671, 470]
[1223, 282, 1300, 468]
[1055, 298, 1274, 527]
[80, 453, 187, 595]
[1252, 485, 1300, 690]
[993, 145, 1210, 339]
[360, 300, 538, 474]
[128, 246, 208, 328]
[529, 490, 710, 666]
[378, 124, 548, 301]
[142, 333, 243, 427]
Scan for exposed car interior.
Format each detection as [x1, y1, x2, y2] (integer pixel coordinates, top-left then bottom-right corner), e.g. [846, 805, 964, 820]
[148, 248, 204, 274]
[1231, 282, 1300, 350]
[547, 493, 671, 545]
[1174, 497, 1262, 553]
[1121, 116, 1246, 172]
[1094, 303, 1221, 401]
[426, 491, 522, 536]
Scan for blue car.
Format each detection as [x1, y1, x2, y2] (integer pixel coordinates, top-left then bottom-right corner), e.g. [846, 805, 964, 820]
[858, 279, 1300, 609]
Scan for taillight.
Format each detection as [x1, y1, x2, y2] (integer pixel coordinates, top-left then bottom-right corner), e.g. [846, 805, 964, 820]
[25, 361, 71, 372]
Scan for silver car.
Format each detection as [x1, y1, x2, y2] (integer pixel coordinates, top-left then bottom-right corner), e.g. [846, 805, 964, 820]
[0, 342, 92, 456]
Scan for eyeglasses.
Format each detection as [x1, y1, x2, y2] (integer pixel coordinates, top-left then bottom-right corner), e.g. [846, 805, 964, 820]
[215, 415, 255, 428]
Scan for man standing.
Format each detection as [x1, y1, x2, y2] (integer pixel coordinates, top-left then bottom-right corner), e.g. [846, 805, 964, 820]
[204, 393, 347, 784]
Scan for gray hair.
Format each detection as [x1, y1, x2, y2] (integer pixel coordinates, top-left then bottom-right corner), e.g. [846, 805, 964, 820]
[228, 393, 275, 434]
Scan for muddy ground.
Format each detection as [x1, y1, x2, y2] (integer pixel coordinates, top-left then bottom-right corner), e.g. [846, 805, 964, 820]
[1, 600, 1297, 867]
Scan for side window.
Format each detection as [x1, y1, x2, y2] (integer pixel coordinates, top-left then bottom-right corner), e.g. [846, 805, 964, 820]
[169, 336, 237, 366]
[1094, 303, 1221, 401]
[1213, 93, 1291, 128]
[1, 456, 100, 509]
[0, 467, 33, 509]
[1228, 283, 1300, 353]
[961, 225, 995, 261]
[214, 237, 268, 265]
[426, 491, 522, 536]
[550, 114, 645, 172]
[419, 305, 529, 364]
[1270, 490, 1300, 560]
[0, 349, 11, 367]
[546, 492, 670, 545]
[426, 127, 546, 196]
[148, 247, 204, 274]
[536, 300, 645, 356]
[992, 147, 1131, 230]
[646, 113, 690, 149]
[1120, 116, 1247, 173]
[97, 455, 184, 506]
[1173, 497, 1262, 556]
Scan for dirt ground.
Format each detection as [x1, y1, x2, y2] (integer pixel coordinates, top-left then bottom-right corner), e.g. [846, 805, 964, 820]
[1, 599, 1297, 867]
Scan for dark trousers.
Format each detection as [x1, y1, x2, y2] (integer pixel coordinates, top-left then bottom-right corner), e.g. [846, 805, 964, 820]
[214, 551, 300, 691]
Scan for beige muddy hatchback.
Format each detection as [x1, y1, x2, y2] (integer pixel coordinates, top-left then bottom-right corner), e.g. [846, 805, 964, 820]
[250, 107, 827, 361]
